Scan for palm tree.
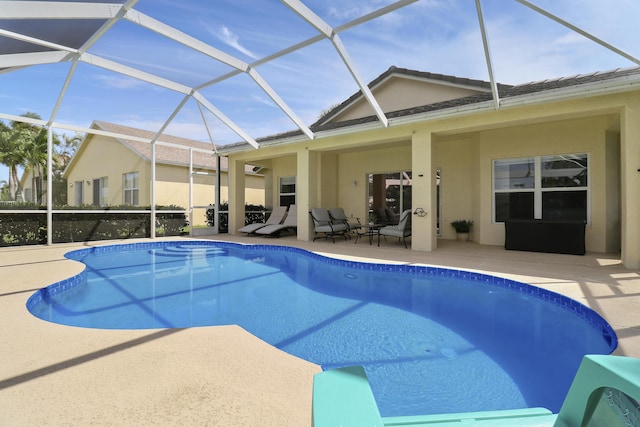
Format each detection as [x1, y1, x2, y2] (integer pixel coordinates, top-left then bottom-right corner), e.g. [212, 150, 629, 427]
[22, 127, 49, 204]
[0, 113, 70, 203]
[0, 122, 12, 198]
[55, 132, 81, 171]
[10, 113, 48, 202]
[0, 120, 26, 201]
[22, 122, 63, 204]
[0, 180, 8, 201]
[52, 132, 81, 205]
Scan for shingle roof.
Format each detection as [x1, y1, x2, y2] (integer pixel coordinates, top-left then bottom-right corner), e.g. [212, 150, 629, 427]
[312, 66, 512, 127]
[93, 121, 222, 171]
[504, 67, 640, 96]
[250, 66, 640, 144]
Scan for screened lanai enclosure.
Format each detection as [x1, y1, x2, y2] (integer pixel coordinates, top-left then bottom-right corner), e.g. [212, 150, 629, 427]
[1, 0, 639, 246]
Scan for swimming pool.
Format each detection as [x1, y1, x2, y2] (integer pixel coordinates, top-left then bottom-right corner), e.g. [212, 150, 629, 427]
[26, 241, 617, 417]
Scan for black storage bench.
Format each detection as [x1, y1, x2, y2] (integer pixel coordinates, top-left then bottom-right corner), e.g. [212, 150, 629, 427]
[505, 219, 586, 255]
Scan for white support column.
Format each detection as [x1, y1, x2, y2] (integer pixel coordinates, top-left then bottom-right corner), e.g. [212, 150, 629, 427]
[412, 130, 435, 251]
[46, 125, 53, 246]
[621, 103, 640, 269]
[227, 157, 245, 235]
[188, 147, 194, 236]
[215, 156, 221, 234]
[297, 147, 318, 241]
[150, 141, 156, 239]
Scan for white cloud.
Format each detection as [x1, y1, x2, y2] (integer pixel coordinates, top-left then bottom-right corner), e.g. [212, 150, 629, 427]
[217, 26, 259, 60]
[327, 5, 373, 22]
[251, 95, 277, 109]
[93, 74, 147, 90]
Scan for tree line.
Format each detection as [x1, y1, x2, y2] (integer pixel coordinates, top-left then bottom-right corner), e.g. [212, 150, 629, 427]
[0, 112, 81, 205]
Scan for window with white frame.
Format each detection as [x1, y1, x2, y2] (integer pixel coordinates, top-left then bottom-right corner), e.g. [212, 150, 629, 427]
[92, 177, 108, 206]
[493, 154, 588, 222]
[279, 176, 296, 207]
[123, 172, 139, 206]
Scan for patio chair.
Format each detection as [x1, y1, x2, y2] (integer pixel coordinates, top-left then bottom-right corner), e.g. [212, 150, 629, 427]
[238, 205, 287, 234]
[255, 205, 298, 237]
[328, 208, 361, 238]
[372, 207, 398, 225]
[377, 209, 412, 248]
[310, 208, 349, 243]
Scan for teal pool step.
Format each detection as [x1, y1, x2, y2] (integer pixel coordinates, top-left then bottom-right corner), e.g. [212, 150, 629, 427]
[382, 408, 556, 426]
[313, 355, 640, 427]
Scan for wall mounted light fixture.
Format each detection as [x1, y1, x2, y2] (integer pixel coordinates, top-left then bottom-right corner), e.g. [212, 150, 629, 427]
[413, 207, 427, 217]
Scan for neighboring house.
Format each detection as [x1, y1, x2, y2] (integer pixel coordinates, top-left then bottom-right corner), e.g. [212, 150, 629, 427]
[222, 66, 640, 269]
[62, 121, 265, 225]
[18, 170, 34, 203]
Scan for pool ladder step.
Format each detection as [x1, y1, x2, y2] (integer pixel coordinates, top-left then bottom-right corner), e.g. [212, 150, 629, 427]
[149, 246, 227, 257]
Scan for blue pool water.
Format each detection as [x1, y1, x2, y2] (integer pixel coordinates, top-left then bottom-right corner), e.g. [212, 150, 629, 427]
[27, 241, 617, 417]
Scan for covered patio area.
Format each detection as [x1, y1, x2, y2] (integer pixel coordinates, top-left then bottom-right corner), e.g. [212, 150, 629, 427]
[1, 236, 638, 426]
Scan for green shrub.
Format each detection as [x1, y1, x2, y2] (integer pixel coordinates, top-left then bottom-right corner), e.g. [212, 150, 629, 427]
[450, 219, 473, 233]
[205, 203, 268, 233]
[0, 205, 186, 246]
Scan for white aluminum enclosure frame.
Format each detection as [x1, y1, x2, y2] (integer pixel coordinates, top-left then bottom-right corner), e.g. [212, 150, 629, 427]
[1, 0, 639, 245]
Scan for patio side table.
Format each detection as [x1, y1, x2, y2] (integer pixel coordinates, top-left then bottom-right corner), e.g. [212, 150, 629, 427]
[355, 224, 383, 245]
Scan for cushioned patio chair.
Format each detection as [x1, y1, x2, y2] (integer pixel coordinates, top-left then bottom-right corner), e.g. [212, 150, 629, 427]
[238, 205, 287, 234]
[329, 207, 361, 238]
[255, 205, 297, 237]
[310, 208, 349, 243]
[372, 207, 398, 225]
[377, 209, 412, 248]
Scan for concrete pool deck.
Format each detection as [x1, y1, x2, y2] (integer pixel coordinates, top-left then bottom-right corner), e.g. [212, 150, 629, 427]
[1, 235, 639, 426]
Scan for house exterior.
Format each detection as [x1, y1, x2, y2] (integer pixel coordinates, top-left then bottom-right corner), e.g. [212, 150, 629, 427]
[62, 121, 265, 225]
[220, 66, 640, 269]
[19, 168, 40, 204]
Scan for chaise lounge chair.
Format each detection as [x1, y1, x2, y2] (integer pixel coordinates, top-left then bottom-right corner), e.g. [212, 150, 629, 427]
[310, 208, 349, 243]
[377, 209, 412, 248]
[238, 205, 287, 234]
[255, 205, 297, 237]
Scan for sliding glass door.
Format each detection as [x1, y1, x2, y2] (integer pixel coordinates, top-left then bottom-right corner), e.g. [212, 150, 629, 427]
[367, 171, 412, 223]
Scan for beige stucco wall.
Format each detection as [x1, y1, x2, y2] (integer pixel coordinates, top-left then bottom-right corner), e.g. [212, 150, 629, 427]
[156, 165, 214, 207]
[155, 165, 262, 205]
[433, 135, 475, 241]
[432, 115, 620, 253]
[605, 130, 621, 253]
[65, 134, 149, 206]
[65, 135, 265, 226]
[250, 145, 413, 224]
[228, 89, 640, 267]
[337, 145, 412, 221]
[620, 95, 640, 269]
[19, 168, 37, 202]
[270, 156, 297, 207]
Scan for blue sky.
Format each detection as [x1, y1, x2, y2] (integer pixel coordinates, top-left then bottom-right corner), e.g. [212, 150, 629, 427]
[2, 0, 640, 182]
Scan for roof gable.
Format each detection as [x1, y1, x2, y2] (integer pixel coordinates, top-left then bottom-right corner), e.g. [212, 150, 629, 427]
[93, 121, 219, 170]
[315, 66, 508, 127]
[64, 121, 239, 178]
